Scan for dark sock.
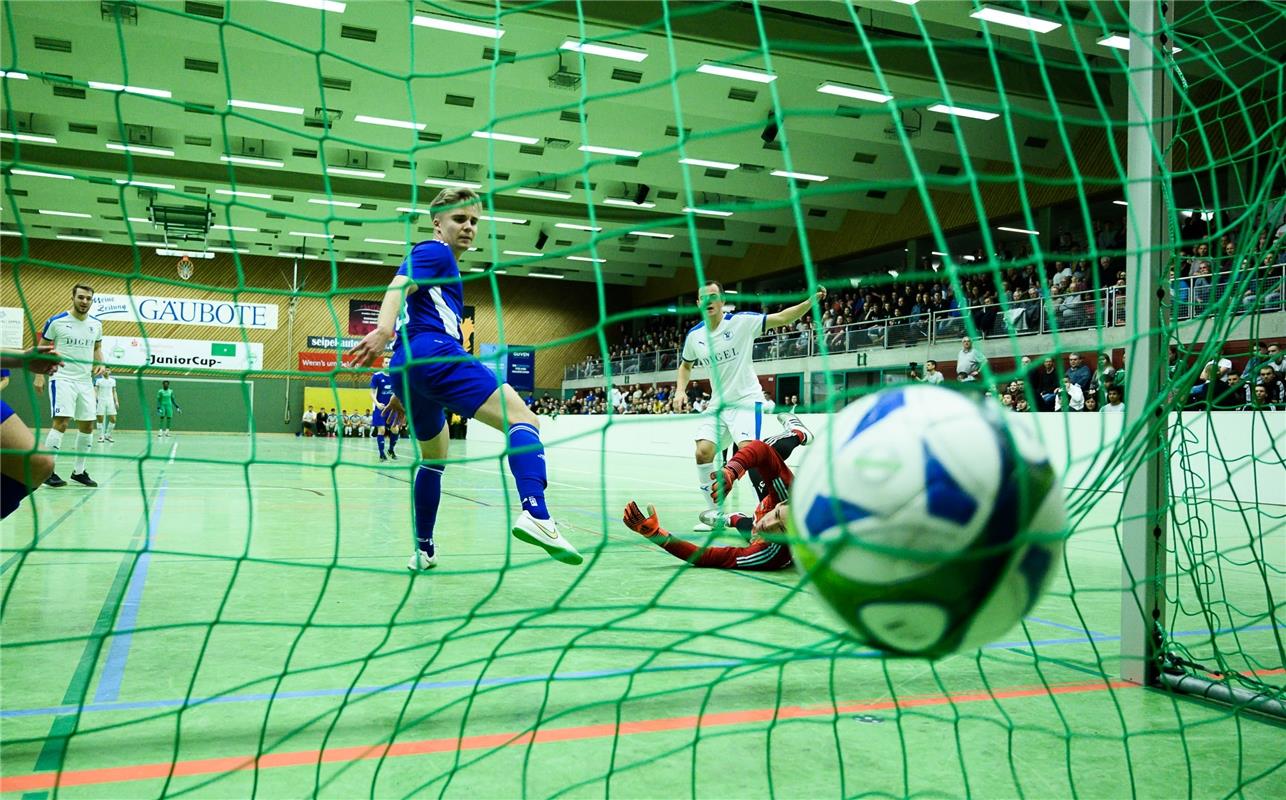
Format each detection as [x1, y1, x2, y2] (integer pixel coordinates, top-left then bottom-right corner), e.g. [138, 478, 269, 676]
[507, 422, 549, 519]
[1, 474, 32, 519]
[388, 432, 398, 453]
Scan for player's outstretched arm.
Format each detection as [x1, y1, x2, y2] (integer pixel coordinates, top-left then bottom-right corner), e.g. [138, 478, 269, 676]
[765, 286, 827, 330]
[349, 275, 414, 367]
[0, 345, 62, 375]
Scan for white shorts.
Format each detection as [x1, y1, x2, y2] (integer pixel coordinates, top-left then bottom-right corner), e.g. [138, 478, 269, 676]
[50, 379, 97, 422]
[97, 398, 117, 416]
[693, 401, 768, 450]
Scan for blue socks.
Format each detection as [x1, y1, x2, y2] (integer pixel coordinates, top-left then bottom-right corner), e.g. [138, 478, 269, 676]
[376, 434, 386, 457]
[507, 422, 549, 519]
[1, 475, 31, 519]
[413, 465, 443, 556]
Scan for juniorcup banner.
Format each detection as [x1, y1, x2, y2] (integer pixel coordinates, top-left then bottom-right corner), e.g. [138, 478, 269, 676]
[92, 294, 279, 330]
[103, 336, 263, 372]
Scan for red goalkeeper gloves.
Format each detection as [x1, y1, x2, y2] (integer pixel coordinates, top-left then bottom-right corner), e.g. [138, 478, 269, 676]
[709, 461, 747, 504]
[623, 501, 665, 540]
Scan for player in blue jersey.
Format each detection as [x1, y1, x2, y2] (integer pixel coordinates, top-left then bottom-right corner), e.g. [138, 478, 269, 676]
[369, 365, 400, 461]
[1, 345, 62, 518]
[348, 187, 582, 570]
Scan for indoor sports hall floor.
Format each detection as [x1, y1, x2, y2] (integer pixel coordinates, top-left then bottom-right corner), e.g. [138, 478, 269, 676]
[1, 432, 1281, 798]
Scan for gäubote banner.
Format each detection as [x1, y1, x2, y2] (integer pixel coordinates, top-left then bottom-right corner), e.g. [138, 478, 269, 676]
[91, 293, 279, 330]
[103, 336, 263, 371]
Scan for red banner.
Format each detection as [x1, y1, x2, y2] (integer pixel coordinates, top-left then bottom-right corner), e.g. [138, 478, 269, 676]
[348, 299, 382, 335]
[297, 351, 358, 372]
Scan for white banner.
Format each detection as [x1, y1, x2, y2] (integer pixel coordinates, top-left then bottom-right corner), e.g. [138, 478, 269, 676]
[91, 293, 278, 330]
[0, 307, 24, 349]
[103, 336, 263, 372]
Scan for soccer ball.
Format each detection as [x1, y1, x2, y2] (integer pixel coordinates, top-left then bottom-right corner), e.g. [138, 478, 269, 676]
[788, 384, 1067, 658]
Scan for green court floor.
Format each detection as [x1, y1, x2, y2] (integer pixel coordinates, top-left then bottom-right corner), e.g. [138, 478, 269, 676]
[1, 432, 1282, 798]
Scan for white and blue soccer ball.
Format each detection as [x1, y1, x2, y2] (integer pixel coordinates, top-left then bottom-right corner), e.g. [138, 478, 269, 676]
[788, 384, 1067, 658]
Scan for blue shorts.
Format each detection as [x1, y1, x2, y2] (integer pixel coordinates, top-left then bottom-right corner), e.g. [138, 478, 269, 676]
[391, 333, 500, 441]
[1, 400, 12, 425]
[371, 407, 388, 428]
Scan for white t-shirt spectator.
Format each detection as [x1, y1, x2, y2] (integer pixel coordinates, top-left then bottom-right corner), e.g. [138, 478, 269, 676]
[302, 409, 317, 425]
[1102, 401, 1125, 413]
[956, 347, 985, 382]
[1056, 382, 1085, 411]
[923, 370, 944, 385]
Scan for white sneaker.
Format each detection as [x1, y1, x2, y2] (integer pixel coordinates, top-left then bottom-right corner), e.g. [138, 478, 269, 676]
[105, 436, 114, 442]
[698, 509, 730, 530]
[511, 511, 583, 565]
[97, 437, 105, 442]
[407, 550, 437, 571]
[776, 411, 813, 445]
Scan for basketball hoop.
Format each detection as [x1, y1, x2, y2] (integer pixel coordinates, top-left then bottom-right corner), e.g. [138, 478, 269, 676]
[177, 256, 194, 280]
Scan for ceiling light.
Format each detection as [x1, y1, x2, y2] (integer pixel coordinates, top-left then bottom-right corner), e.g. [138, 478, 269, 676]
[413, 14, 504, 38]
[560, 40, 647, 62]
[56, 234, 104, 242]
[106, 142, 174, 156]
[772, 169, 830, 182]
[567, 255, 606, 263]
[696, 61, 777, 83]
[970, 5, 1061, 34]
[88, 81, 172, 99]
[890, 0, 918, 4]
[528, 272, 565, 279]
[228, 99, 304, 115]
[115, 178, 175, 189]
[127, 217, 152, 224]
[503, 250, 543, 257]
[352, 114, 425, 131]
[267, 0, 346, 11]
[579, 144, 643, 158]
[516, 187, 572, 200]
[724, 290, 739, 295]
[888, 270, 900, 278]
[309, 198, 362, 208]
[325, 166, 385, 179]
[0, 71, 28, 79]
[157, 248, 215, 259]
[1097, 34, 1182, 53]
[816, 82, 893, 103]
[209, 246, 251, 253]
[1113, 200, 1129, 206]
[683, 206, 733, 217]
[680, 157, 739, 170]
[604, 197, 656, 209]
[345, 257, 385, 265]
[216, 189, 272, 199]
[277, 251, 303, 258]
[365, 237, 404, 245]
[629, 230, 673, 239]
[220, 154, 284, 168]
[480, 214, 528, 224]
[0, 229, 23, 236]
[469, 267, 485, 272]
[212, 224, 258, 232]
[424, 177, 482, 189]
[931, 251, 949, 257]
[927, 103, 999, 121]
[998, 225, 1039, 235]
[555, 223, 602, 232]
[472, 130, 540, 145]
[289, 231, 335, 239]
[0, 131, 57, 144]
[397, 206, 432, 215]
[39, 209, 92, 218]
[11, 168, 72, 180]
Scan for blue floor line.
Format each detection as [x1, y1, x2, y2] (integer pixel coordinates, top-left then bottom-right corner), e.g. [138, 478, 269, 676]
[1026, 616, 1110, 637]
[3, 623, 1279, 720]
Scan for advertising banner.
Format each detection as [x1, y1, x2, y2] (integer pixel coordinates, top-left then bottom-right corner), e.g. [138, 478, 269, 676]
[347, 300, 382, 335]
[297, 351, 362, 373]
[91, 294, 278, 330]
[103, 336, 263, 371]
[0, 306, 24, 348]
[306, 335, 392, 352]
[507, 348, 535, 393]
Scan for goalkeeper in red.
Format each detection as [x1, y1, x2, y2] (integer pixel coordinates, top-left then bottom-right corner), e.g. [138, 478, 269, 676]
[623, 432, 800, 571]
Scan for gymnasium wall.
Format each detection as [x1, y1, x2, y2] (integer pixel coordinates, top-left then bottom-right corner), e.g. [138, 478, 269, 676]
[1, 238, 621, 391]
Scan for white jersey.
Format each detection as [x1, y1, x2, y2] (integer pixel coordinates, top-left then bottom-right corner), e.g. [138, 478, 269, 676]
[95, 375, 117, 402]
[681, 311, 766, 405]
[41, 311, 102, 382]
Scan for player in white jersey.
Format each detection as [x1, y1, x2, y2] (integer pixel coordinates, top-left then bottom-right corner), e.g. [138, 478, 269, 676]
[671, 280, 824, 529]
[32, 284, 105, 487]
[95, 368, 119, 442]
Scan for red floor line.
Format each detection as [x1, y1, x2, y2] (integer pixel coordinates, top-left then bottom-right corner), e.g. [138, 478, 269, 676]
[0, 678, 1133, 793]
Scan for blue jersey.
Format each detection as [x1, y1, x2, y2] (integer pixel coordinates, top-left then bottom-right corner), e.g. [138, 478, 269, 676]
[396, 240, 465, 344]
[370, 371, 396, 404]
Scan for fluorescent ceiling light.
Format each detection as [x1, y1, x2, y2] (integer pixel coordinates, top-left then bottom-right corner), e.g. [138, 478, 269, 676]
[413, 14, 504, 38]
[724, 290, 739, 295]
[397, 206, 431, 215]
[157, 248, 215, 259]
[579, 144, 643, 158]
[309, 198, 362, 208]
[516, 187, 572, 200]
[56, 235, 103, 242]
[604, 197, 655, 209]
[970, 5, 1061, 34]
[115, 178, 175, 189]
[289, 231, 335, 239]
[472, 130, 540, 145]
[555, 223, 602, 232]
[503, 250, 543, 257]
[345, 257, 385, 265]
[209, 246, 251, 253]
[277, 251, 303, 258]
[221, 154, 285, 168]
[560, 40, 647, 62]
[890, 0, 918, 4]
[424, 177, 481, 189]
[817, 82, 893, 103]
[0, 229, 23, 236]
[107, 142, 174, 156]
[39, 209, 92, 218]
[1113, 200, 1129, 206]
[927, 103, 999, 121]
[216, 189, 271, 199]
[680, 157, 739, 170]
[0, 71, 28, 79]
[696, 61, 777, 83]
[0, 131, 57, 144]
[365, 237, 404, 245]
[629, 230, 673, 239]
[528, 272, 565, 279]
[888, 270, 900, 278]
[353, 114, 426, 131]
[88, 81, 172, 98]
[212, 224, 258, 232]
[267, 0, 346, 12]
[228, 99, 304, 115]
[325, 166, 385, 179]
[567, 255, 606, 263]
[931, 251, 949, 257]
[480, 214, 528, 224]
[1097, 34, 1182, 53]
[469, 267, 485, 272]
[772, 169, 830, 182]
[997, 225, 1039, 235]
[683, 206, 733, 217]
[127, 217, 152, 224]
[11, 168, 72, 180]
